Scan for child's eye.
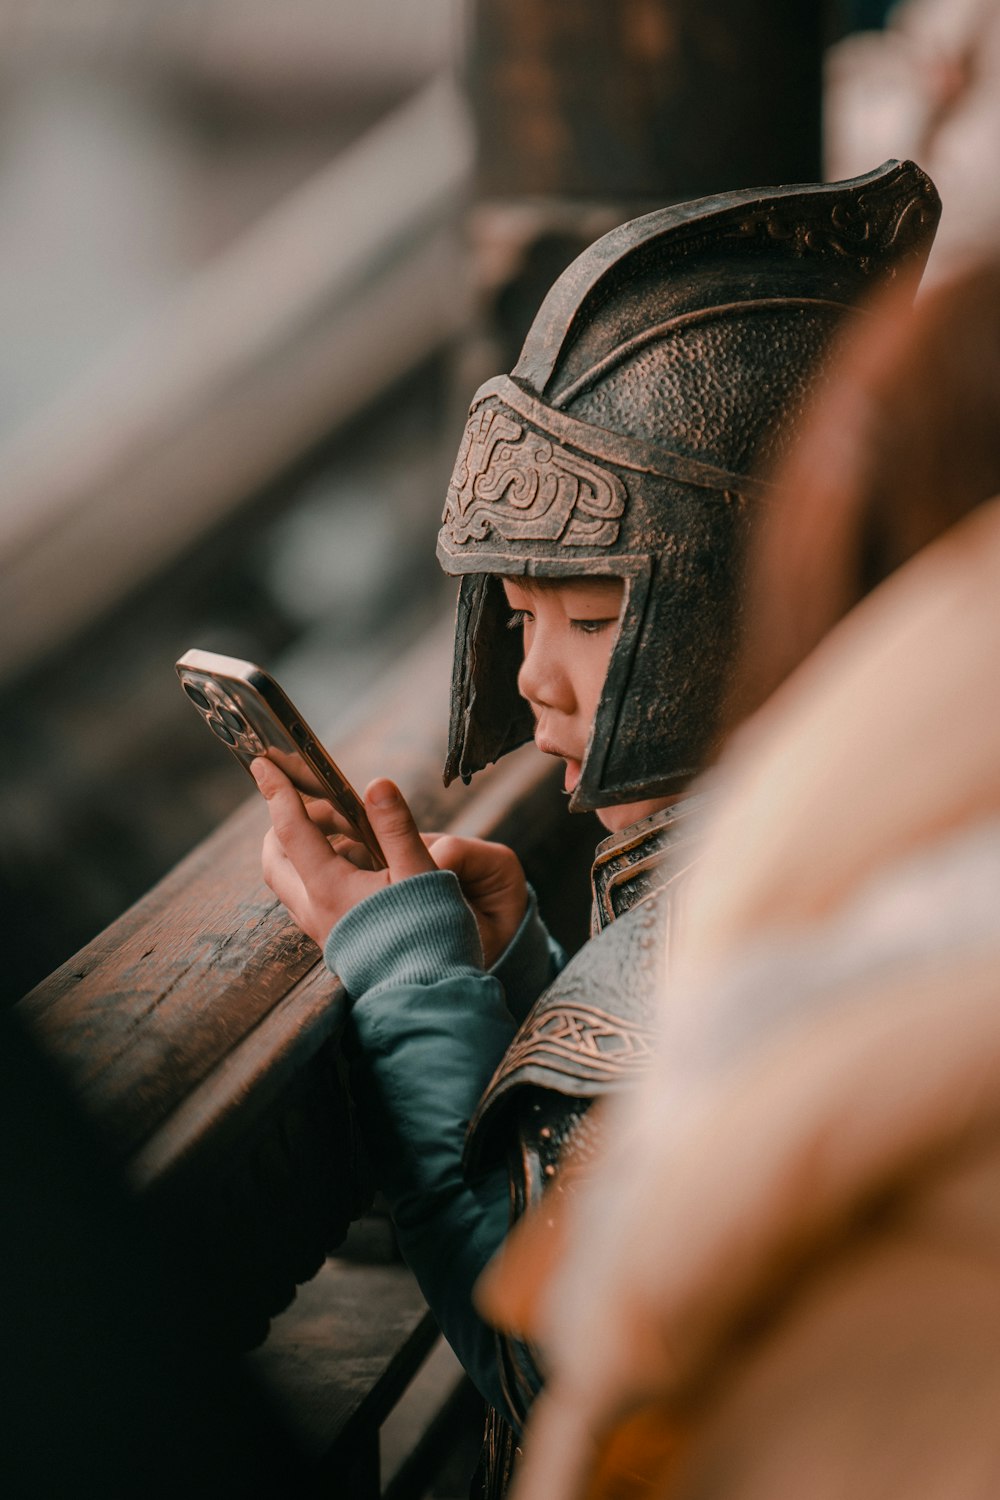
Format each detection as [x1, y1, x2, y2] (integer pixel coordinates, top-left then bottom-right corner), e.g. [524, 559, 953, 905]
[570, 617, 616, 635]
[506, 609, 531, 630]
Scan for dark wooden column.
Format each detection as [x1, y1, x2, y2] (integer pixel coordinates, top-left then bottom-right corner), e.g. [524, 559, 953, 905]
[470, 0, 823, 200]
[463, 0, 825, 367]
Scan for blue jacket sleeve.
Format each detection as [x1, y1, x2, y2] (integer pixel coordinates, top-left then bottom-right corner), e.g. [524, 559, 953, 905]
[489, 883, 567, 1025]
[325, 871, 519, 1417]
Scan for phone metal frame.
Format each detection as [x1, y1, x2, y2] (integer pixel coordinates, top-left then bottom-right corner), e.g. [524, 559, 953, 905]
[175, 648, 386, 870]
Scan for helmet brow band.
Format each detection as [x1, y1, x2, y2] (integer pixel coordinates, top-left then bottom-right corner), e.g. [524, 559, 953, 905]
[490, 375, 774, 500]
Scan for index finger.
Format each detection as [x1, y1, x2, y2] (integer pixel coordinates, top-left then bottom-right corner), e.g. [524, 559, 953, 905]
[251, 758, 343, 881]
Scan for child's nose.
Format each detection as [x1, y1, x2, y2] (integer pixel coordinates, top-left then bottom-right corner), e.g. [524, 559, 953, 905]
[517, 632, 574, 714]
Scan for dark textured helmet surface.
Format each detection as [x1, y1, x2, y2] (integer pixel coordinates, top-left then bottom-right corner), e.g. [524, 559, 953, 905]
[438, 160, 940, 809]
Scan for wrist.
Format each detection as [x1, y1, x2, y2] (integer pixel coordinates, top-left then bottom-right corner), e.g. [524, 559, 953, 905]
[325, 869, 485, 998]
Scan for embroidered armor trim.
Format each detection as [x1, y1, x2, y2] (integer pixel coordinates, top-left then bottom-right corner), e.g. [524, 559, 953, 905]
[499, 1002, 655, 1087]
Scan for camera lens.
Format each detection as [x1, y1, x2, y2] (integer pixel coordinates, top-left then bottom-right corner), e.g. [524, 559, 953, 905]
[208, 717, 236, 746]
[219, 708, 246, 734]
[183, 682, 211, 712]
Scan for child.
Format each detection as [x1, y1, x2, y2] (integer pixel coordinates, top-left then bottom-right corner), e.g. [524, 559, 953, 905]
[484, 250, 1000, 1500]
[251, 162, 938, 1465]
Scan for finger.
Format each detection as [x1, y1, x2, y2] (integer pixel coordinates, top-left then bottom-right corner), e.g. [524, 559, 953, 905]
[424, 834, 465, 874]
[260, 826, 308, 918]
[364, 779, 437, 881]
[303, 797, 357, 839]
[329, 834, 374, 871]
[251, 758, 342, 883]
[261, 826, 290, 892]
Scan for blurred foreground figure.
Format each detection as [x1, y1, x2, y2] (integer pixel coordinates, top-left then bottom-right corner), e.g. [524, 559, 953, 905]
[481, 255, 1000, 1500]
[0, 1009, 306, 1499]
[828, 0, 1000, 274]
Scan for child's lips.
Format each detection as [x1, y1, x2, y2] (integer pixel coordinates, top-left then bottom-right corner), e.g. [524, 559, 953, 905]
[536, 737, 582, 792]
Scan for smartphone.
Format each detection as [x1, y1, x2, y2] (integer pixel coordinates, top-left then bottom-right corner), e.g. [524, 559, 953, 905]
[175, 648, 386, 870]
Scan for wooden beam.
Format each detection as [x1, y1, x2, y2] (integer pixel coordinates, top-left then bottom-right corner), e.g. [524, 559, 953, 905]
[0, 75, 473, 684]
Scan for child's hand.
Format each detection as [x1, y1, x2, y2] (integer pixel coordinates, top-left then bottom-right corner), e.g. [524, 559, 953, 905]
[424, 834, 528, 969]
[251, 759, 436, 948]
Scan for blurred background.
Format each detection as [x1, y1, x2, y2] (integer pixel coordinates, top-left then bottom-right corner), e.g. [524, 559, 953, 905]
[3, 0, 996, 1003]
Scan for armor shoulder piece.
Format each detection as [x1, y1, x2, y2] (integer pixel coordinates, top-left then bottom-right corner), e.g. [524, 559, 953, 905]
[465, 797, 701, 1176]
[466, 889, 668, 1177]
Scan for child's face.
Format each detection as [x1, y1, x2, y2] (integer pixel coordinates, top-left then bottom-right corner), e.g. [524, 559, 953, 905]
[501, 576, 675, 832]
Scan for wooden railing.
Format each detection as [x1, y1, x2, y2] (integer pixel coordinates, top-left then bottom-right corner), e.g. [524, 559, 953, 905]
[18, 613, 596, 1492]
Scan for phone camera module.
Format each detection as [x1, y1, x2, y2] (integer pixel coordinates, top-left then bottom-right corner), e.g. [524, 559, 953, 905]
[208, 717, 237, 746]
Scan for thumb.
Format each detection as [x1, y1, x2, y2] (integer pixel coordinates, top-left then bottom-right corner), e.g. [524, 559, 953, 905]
[365, 779, 436, 881]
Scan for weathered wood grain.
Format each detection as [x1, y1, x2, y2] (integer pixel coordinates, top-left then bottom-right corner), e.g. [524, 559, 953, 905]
[21, 622, 473, 1156]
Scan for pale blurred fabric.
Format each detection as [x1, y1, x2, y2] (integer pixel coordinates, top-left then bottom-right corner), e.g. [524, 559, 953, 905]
[487, 492, 1000, 1500]
[827, 0, 1000, 276]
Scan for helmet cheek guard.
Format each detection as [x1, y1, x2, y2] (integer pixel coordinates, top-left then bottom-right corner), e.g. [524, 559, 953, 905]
[444, 572, 534, 788]
[439, 162, 941, 808]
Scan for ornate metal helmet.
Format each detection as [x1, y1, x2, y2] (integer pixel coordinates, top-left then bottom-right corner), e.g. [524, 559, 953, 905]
[438, 160, 940, 810]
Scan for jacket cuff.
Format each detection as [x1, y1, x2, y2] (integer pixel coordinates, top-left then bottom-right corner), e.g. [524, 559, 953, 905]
[324, 870, 485, 998]
[489, 884, 563, 1025]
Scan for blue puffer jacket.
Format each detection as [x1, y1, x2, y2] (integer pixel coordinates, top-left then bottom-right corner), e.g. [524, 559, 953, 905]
[325, 871, 564, 1418]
